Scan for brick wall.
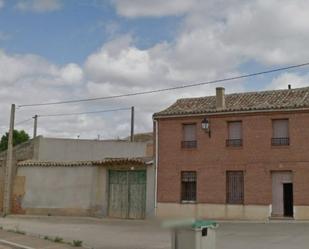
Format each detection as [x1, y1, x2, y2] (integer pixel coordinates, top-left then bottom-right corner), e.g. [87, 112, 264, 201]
[157, 111, 309, 206]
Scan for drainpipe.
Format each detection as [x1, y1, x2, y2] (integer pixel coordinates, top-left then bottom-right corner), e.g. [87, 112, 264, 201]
[154, 119, 159, 216]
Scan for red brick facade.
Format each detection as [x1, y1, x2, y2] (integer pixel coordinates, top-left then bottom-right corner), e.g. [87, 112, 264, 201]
[156, 111, 309, 208]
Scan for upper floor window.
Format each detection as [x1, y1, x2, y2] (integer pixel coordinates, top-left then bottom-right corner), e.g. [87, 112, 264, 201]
[226, 171, 244, 204]
[272, 119, 289, 146]
[181, 171, 197, 202]
[226, 121, 243, 147]
[181, 123, 197, 148]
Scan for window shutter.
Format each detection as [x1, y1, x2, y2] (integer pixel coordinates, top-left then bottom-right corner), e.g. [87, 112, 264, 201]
[228, 122, 242, 139]
[183, 124, 196, 141]
[273, 120, 288, 138]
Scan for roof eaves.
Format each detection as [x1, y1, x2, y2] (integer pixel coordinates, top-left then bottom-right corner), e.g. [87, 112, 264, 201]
[153, 107, 309, 119]
[18, 157, 153, 167]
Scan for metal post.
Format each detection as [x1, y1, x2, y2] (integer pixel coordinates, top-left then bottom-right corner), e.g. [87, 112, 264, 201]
[33, 115, 38, 138]
[3, 104, 15, 215]
[130, 106, 134, 142]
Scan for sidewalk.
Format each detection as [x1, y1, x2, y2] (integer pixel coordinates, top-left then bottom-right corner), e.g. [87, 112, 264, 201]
[0, 216, 170, 249]
[0, 215, 308, 249]
[0, 229, 86, 249]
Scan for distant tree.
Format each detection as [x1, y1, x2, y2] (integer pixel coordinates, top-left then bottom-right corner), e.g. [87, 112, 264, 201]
[0, 130, 30, 151]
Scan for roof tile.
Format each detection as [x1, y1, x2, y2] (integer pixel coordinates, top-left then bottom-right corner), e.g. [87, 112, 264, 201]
[18, 157, 153, 167]
[154, 87, 309, 117]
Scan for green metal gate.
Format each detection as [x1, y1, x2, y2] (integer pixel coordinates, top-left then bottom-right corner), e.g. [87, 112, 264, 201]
[108, 170, 146, 219]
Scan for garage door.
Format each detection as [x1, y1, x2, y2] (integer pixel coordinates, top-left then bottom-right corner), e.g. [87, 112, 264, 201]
[108, 170, 146, 219]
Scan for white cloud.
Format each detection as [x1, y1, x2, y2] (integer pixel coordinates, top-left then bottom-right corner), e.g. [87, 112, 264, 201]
[268, 73, 309, 90]
[0, 52, 82, 137]
[60, 63, 84, 84]
[0, 50, 83, 86]
[113, 0, 309, 66]
[84, 35, 171, 87]
[217, 0, 309, 65]
[112, 0, 196, 17]
[2, 0, 309, 139]
[16, 0, 62, 13]
[0, 0, 4, 9]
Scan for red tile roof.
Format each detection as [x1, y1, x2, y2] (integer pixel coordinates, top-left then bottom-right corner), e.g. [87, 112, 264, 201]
[18, 157, 153, 167]
[154, 87, 309, 117]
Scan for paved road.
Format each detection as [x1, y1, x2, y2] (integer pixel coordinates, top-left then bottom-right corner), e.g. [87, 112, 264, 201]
[217, 222, 309, 249]
[0, 216, 309, 249]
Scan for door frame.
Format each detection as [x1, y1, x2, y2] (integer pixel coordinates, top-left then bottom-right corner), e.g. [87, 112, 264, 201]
[271, 171, 293, 218]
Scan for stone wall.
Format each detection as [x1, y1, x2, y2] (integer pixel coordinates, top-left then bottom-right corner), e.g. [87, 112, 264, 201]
[13, 164, 155, 218]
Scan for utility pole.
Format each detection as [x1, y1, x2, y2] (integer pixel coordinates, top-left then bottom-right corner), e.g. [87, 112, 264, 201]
[33, 115, 38, 138]
[3, 104, 15, 215]
[130, 106, 134, 142]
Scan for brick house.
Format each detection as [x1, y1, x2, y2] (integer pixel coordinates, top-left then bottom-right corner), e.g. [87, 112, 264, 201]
[153, 86, 309, 220]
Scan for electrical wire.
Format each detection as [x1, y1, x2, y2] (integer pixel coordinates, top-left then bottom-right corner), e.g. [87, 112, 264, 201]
[15, 118, 33, 126]
[18, 62, 309, 108]
[38, 107, 131, 118]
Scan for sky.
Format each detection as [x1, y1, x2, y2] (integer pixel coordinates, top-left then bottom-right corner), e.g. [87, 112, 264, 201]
[0, 0, 309, 139]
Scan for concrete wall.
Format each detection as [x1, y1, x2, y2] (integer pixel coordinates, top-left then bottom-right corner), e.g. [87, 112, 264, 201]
[157, 203, 270, 220]
[15, 166, 107, 216]
[146, 165, 156, 218]
[157, 203, 309, 220]
[14, 165, 155, 218]
[35, 137, 149, 161]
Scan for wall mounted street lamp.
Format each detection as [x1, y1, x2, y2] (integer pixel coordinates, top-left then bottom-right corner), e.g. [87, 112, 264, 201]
[201, 117, 211, 137]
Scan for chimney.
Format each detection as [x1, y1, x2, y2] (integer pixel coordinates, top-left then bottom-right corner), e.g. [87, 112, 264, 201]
[216, 87, 225, 109]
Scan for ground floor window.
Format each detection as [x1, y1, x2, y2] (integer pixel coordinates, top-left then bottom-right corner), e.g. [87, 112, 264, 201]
[181, 171, 196, 202]
[226, 171, 244, 204]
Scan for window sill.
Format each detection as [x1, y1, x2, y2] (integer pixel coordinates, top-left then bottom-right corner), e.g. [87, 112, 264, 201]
[226, 139, 243, 147]
[226, 146, 243, 150]
[181, 200, 197, 204]
[271, 138, 289, 146]
[181, 140, 197, 149]
[271, 145, 290, 148]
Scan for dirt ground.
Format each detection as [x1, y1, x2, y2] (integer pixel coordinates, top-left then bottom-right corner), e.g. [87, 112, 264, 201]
[0, 216, 308, 249]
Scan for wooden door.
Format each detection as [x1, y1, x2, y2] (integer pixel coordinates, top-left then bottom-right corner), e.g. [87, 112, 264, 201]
[128, 171, 146, 219]
[108, 171, 129, 218]
[108, 170, 146, 219]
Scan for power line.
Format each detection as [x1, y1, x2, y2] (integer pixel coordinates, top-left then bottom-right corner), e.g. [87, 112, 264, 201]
[15, 118, 33, 126]
[18, 62, 309, 108]
[37, 107, 131, 118]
